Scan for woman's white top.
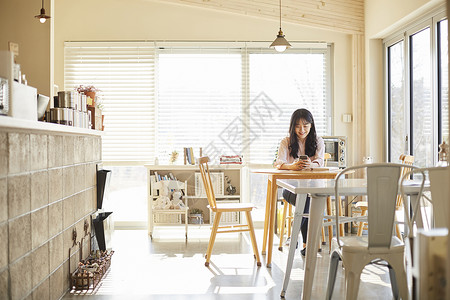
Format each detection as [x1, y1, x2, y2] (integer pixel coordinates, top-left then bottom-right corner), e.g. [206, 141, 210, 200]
[275, 136, 325, 167]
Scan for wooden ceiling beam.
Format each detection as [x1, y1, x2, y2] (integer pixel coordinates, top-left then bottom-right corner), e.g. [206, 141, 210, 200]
[160, 0, 364, 34]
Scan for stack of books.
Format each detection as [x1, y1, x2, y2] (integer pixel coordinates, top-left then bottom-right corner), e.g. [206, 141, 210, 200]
[184, 147, 195, 165]
[219, 155, 242, 164]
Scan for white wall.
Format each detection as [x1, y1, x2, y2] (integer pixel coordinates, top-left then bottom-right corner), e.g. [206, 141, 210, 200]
[364, 0, 446, 162]
[366, 0, 445, 38]
[54, 0, 353, 144]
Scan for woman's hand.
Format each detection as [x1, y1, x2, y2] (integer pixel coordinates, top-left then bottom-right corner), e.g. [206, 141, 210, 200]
[277, 158, 317, 170]
[298, 157, 313, 170]
[276, 160, 302, 170]
[290, 159, 303, 170]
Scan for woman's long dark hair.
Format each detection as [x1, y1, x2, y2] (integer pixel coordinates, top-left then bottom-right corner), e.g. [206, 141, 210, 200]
[288, 109, 318, 158]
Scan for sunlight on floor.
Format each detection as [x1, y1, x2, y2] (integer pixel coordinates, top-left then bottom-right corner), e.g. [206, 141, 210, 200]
[64, 228, 396, 299]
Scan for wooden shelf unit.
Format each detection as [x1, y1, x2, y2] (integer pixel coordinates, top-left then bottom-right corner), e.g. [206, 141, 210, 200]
[145, 164, 243, 237]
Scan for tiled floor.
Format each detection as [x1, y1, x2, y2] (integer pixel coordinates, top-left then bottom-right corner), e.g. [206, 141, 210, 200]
[63, 227, 396, 299]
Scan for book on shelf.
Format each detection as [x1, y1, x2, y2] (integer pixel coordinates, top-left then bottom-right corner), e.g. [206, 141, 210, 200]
[154, 171, 160, 181]
[189, 147, 195, 165]
[184, 148, 189, 164]
[219, 155, 243, 164]
[184, 147, 195, 165]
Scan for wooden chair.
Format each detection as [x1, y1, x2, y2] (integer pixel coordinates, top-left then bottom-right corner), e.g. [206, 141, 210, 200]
[355, 154, 414, 238]
[198, 157, 261, 267]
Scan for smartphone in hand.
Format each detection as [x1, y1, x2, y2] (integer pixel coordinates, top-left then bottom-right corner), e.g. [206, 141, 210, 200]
[299, 155, 308, 161]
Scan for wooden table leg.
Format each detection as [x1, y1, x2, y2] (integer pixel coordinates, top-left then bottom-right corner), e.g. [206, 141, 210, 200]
[338, 196, 345, 236]
[326, 196, 333, 249]
[262, 178, 272, 255]
[266, 176, 278, 268]
[279, 200, 288, 251]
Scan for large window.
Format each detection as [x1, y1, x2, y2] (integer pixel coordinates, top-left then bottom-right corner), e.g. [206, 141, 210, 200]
[65, 42, 332, 164]
[387, 40, 406, 163]
[411, 27, 433, 167]
[248, 52, 330, 162]
[386, 12, 448, 167]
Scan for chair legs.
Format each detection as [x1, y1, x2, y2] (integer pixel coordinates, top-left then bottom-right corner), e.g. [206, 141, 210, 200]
[326, 196, 333, 248]
[387, 255, 409, 300]
[245, 211, 262, 266]
[326, 251, 341, 300]
[205, 211, 222, 266]
[357, 207, 367, 236]
[394, 214, 403, 240]
[279, 200, 289, 251]
[345, 267, 363, 300]
[387, 264, 399, 300]
[280, 197, 333, 252]
[205, 210, 261, 267]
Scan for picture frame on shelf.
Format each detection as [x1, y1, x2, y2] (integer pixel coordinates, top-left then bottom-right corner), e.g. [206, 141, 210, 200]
[194, 172, 224, 196]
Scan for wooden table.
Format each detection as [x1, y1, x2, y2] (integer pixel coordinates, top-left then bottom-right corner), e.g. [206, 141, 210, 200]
[250, 168, 341, 268]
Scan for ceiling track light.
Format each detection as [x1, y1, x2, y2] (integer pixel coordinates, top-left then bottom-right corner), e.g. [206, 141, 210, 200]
[269, 0, 291, 52]
[35, 0, 50, 23]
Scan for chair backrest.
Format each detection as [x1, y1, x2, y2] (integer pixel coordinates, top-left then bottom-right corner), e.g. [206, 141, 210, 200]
[335, 163, 411, 248]
[401, 166, 449, 232]
[395, 154, 415, 208]
[198, 156, 217, 210]
[324, 153, 332, 167]
[428, 166, 449, 228]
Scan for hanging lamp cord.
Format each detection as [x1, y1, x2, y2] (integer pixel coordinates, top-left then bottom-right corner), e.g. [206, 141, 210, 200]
[279, 0, 282, 30]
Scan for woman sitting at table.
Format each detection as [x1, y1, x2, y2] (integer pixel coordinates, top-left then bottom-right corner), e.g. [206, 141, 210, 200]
[274, 108, 324, 256]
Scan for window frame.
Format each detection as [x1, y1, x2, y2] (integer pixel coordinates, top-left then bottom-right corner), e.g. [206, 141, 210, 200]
[384, 7, 447, 166]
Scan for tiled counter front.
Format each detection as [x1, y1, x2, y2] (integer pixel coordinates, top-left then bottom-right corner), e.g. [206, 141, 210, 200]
[0, 126, 102, 300]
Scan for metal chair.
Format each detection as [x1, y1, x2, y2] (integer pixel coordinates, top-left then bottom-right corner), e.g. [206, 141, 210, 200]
[400, 166, 448, 299]
[355, 154, 414, 238]
[326, 163, 416, 300]
[198, 157, 261, 267]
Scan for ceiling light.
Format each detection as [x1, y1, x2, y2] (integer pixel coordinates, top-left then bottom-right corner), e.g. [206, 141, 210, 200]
[270, 0, 291, 52]
[35, 0, 50, 23]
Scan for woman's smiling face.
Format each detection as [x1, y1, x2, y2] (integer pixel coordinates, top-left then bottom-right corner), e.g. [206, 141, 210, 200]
[295, 119, 311, 140]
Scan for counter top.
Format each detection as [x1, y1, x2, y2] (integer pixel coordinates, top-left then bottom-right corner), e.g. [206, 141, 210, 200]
[143, 164, 243, 170]
[0, 115, 103, 136]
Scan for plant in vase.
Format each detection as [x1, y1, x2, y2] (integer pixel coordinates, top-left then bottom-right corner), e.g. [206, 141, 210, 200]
[169, 150, 179, 164]
[75, 85, 101, 106]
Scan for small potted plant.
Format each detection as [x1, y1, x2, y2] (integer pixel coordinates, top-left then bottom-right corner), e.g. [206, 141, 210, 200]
[75, 85, 101, 106]
[189, 208, 203, 224]
[169, 150, 179, 164]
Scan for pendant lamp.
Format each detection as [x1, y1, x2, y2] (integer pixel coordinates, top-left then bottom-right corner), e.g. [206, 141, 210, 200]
[270, 0, 291, 52]
[35, 0, 51, 23]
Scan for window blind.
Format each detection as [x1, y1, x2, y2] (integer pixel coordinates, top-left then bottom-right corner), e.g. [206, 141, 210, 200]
[156, 46, 331, 164]
[156, 50, 243, 163]
[64, 42, 156, 161]
[64, 42, 331, 164]
[247, 50, 330, 163]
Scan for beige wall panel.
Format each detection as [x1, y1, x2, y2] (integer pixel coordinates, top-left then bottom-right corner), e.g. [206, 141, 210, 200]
[365, 0, 444, 38]
[0, 0, 51, 95]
